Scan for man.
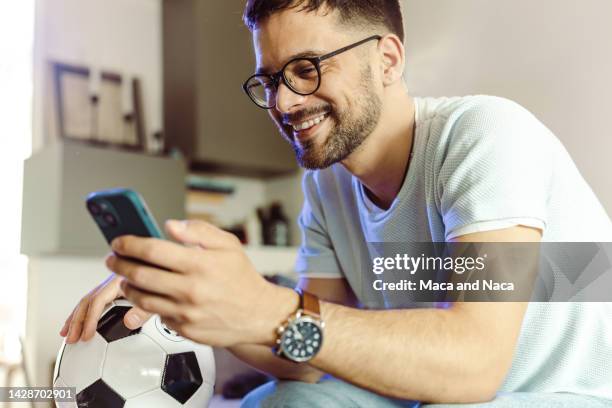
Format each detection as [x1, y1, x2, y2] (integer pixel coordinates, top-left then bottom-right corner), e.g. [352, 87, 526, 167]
[61, 1, 612, 407]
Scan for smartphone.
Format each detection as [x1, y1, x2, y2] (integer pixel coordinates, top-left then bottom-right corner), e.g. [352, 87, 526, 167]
[86, 188, 163, 244]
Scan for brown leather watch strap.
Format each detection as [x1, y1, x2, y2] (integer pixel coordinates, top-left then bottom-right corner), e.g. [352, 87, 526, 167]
[295, 287, 320, 318]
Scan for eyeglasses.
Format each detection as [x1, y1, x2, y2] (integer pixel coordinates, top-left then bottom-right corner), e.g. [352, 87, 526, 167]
[243, 35, 382, 109]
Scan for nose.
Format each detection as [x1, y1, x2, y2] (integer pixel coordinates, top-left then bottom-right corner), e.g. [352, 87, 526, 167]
[274, 81, 306, 114]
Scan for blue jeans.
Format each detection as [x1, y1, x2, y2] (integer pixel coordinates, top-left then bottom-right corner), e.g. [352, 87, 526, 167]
[241, 378, 612, 408]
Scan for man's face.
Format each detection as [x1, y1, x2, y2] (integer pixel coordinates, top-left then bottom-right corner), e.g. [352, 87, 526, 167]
[252, 8, 383, 169]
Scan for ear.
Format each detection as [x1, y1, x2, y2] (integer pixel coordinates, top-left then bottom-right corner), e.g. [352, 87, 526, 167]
[377, 34, 405, 86]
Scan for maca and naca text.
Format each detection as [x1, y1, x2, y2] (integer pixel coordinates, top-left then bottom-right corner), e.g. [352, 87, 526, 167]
[372, 279, 515, 291]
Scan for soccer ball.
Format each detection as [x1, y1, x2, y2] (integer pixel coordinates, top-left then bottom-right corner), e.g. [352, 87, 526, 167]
[53, 299, 215, 407]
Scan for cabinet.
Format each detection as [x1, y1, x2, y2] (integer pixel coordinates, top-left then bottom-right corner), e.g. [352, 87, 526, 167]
[163, 0, 298, 177]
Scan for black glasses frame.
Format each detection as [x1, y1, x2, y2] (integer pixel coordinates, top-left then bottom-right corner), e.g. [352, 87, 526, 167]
[243, 35, 382, 109]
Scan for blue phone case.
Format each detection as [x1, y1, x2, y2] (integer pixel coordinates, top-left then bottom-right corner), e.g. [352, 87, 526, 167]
[86, 188, 163, 244]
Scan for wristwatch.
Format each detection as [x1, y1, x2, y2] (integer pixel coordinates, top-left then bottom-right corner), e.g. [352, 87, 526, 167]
[273, 288, 324, 362]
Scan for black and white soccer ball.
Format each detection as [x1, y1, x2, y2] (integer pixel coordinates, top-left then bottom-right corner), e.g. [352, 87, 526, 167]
[53, 299, 215, 407]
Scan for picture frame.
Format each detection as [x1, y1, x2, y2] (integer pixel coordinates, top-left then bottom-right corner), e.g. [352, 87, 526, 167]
[53, 62, 146, 151]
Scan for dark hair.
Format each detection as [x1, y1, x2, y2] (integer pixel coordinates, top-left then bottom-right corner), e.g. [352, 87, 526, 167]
[243, 0, 404, 43]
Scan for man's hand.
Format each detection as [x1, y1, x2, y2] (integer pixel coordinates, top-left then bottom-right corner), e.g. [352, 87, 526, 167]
[107, 219, 298, 347]
[60, 274, 152, 343]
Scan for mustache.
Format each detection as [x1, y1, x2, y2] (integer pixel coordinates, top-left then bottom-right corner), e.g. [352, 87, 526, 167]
[282, 104, 332, 125]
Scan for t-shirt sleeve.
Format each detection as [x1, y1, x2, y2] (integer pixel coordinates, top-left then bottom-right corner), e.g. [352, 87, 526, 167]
[294, 171, 344, 279]
[436, 97, 554, 240]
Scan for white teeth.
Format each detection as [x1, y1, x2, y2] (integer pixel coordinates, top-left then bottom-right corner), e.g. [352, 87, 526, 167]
[292, 113, 327, 131]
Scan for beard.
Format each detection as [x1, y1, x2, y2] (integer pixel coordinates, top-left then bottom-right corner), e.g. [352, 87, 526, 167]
[280, 65, 382, 170]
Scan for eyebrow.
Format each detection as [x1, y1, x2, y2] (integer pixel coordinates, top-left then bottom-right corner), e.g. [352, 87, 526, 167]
[255, 49, 327, 75]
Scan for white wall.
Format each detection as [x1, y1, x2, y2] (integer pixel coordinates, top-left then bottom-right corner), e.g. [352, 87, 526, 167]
[33, 0, 162, 151]
[0, 1, 34, 348]
[401, 0, 612, 215]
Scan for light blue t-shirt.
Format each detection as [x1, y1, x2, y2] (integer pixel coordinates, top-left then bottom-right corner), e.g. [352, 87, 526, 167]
[295, 95, 612, 398]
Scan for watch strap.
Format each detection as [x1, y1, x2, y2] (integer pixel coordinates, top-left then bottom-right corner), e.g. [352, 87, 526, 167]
[294, 287, 320, 317]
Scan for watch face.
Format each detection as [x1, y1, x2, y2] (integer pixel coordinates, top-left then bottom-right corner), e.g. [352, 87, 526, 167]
[280, 316, 323, 362]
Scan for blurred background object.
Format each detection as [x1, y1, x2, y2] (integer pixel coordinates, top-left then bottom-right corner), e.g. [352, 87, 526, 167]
[52, 63, 146, 150]
[162, 0, 298, 177]
[258, 202, 290, 247]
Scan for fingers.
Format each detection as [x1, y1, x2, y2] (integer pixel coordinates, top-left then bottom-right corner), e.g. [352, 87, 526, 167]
[80, 278, 123, 342]
[62, 274, 123, 344]
[124, 306, 152, 330]
[120, 281, 184, 320]
[65, 296, 90, 344]
[106, 255, 192, 300]
[111, 236, 201, 273]
[107, 255, 186, 295]
[59, 308, 76, 337]
[165, 219, 241, 250]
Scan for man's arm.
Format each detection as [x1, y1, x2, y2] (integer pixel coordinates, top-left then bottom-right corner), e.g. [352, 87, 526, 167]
[304, 226, 538, 403]
[107, 220, 537, 403]
[228, 276, 357, 382]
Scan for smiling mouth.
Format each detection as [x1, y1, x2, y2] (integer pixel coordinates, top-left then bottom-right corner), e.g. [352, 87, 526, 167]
[289, 112, 329, 132]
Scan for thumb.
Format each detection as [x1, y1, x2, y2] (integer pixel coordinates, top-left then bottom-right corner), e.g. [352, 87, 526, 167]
[124, 306, 152, 330]
[165, 219, 240, 250]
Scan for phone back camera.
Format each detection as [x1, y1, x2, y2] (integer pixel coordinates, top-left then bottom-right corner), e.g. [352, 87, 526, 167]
[88, 202, 101, 215]
[103, 212, 118, 227]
